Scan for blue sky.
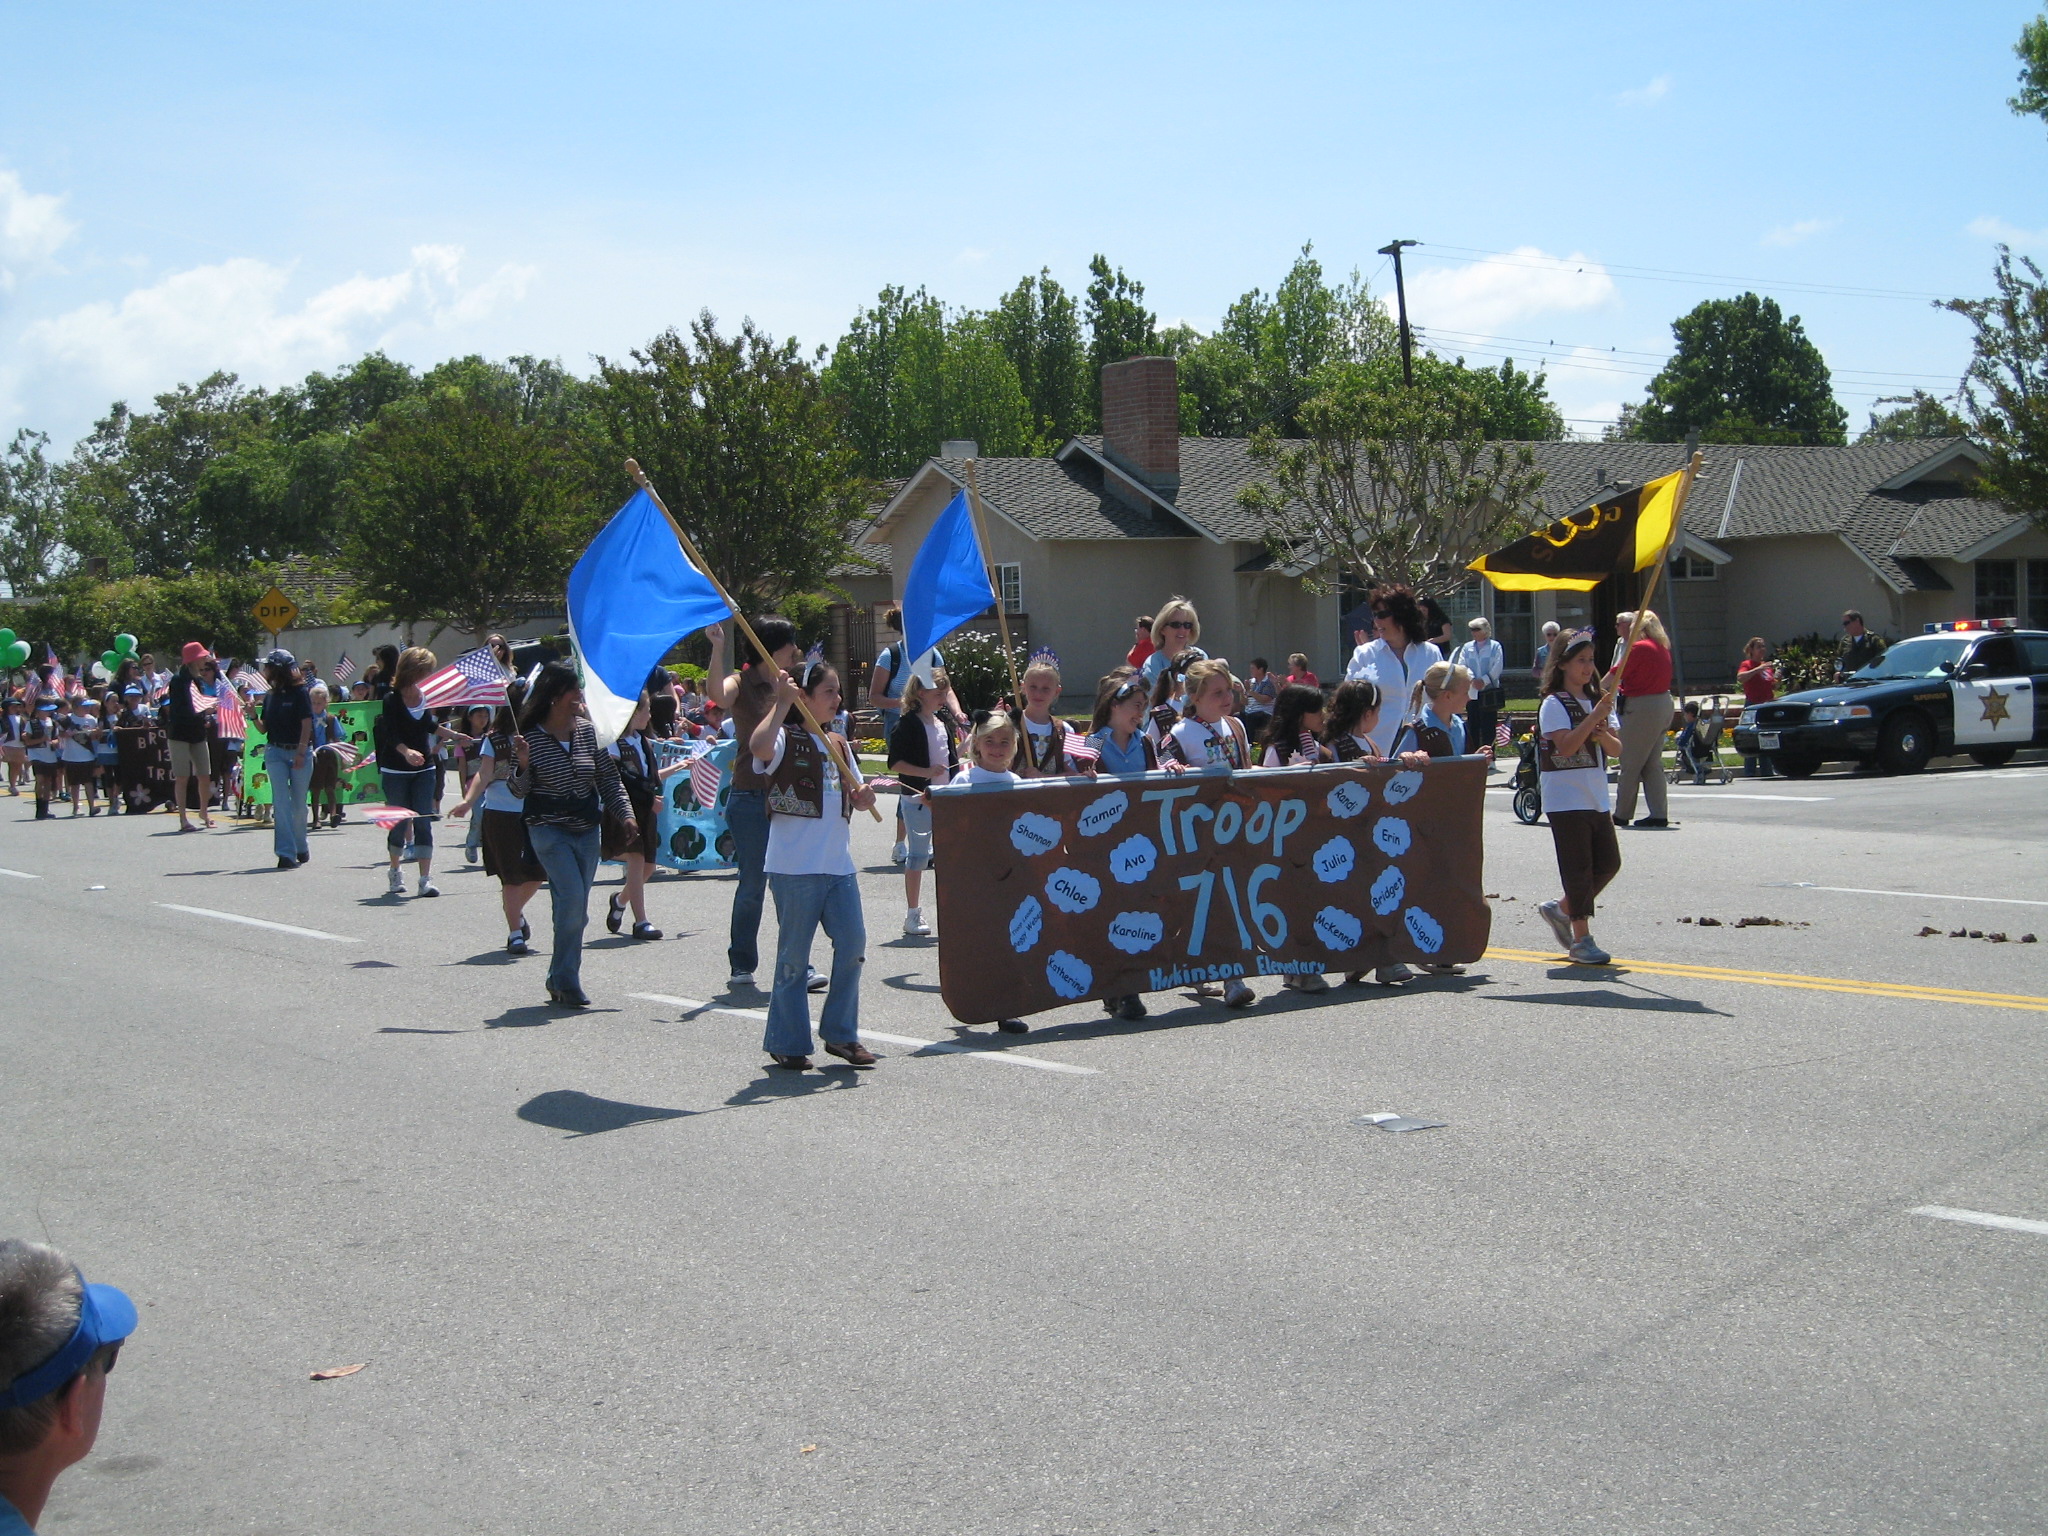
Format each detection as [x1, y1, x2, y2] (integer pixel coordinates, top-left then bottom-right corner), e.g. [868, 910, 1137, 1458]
[3, 1, 2044, 450]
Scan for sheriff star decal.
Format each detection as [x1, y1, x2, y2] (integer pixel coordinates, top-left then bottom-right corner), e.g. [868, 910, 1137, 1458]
[1979, 685, 2012, 728]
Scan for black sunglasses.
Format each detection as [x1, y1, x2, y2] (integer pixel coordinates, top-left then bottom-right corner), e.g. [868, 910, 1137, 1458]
[1164, 619, 1194, 630]
[94, 1340, 122, 1377]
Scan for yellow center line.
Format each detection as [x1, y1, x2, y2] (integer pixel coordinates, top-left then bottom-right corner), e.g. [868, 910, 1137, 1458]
[1483, 946, 2048, 1014]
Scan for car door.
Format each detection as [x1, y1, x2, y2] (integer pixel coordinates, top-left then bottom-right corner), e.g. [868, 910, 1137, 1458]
[1951, 634, 2035, 748]
[2025, 636, 2048, 746]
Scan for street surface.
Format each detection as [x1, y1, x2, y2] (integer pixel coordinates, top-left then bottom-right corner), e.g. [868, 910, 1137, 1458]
[4, 755, 2046, 1534]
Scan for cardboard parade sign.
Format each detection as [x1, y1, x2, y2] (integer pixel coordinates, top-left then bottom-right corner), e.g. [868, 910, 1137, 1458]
[929, 760, 1491, 1024]
[652, 736, 735, 872]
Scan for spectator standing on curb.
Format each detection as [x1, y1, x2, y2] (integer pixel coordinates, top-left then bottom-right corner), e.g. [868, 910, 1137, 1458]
[0, 1239, 139, 1534]
[1609, 610, 1676, 830]
[1285, 653, 1319, 690]
[1139, 598, 1207, 685]
[1835, 610, 1886, 680]
[1241, 658, 1279, 737]
[162, 642, 217, 831]
[1736, 636, 1778, 778]
[1452, 617, 1505, 769]
[1531, 621, 1562, 686]
[1126, 615, 1156, 671]
[259, 648, 314, 868]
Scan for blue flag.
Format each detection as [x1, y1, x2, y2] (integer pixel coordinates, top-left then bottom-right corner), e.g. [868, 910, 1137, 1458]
[568, 488, 731, 745]
[900, 489, 995, 665]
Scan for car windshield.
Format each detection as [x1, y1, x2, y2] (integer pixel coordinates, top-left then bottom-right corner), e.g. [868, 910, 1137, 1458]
[1850, 636, 1970, 680]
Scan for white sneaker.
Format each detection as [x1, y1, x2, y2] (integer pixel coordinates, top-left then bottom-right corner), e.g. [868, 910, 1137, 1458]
[727, 971, 755, 989]
[386, 866, 404, 896]
[806, 967, 828, 993]
[1223, 978, 1256, 1008]
[903, 908, 931, 937]
[1536, 899, 1574, 949]
[1282, 972, 1329, 993]
[416, 878, 439, 898]
[1375, 963, 1414, 985]
[1567, 936, 1613, 966]
[891, 842, 907, 865]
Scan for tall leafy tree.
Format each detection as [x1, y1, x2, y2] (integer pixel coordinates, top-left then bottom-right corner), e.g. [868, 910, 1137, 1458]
[991, 269, 1088, 444]
[1621, 293, 1848, 445]
[1944, 248, 2048, 532]
[0, 430, 67, 594]
[2012, 10, 2048, 130]
[343, 359, 602, 636]
[1084, 255, 1159, 419]
[595, 313, 872, 617]
[1859, 390, 1970, 442]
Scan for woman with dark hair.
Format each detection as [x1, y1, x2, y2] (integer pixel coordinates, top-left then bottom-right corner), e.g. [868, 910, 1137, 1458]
[258, 647, 315, 869]
[458, 703, 495, 863]
[1258, 683, 1331, 766]
[447, 679, 544, 955]
[515, 663, 635, 1006]
[370, 644, 400, 700]
[717, 618, 811, 993]
[372, 646, 455, 898]
[1342, 584, 1444, 757]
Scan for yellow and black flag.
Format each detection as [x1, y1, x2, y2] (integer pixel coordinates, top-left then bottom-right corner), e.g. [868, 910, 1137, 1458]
[1468, 466, 1686, 592]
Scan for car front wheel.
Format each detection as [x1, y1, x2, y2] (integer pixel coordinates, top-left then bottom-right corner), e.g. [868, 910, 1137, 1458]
[1878, 711, 1935, 774]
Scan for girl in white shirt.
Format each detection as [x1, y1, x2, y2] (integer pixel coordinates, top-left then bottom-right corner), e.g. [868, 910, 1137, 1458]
[749, 662, 880, 1072]
[1013, 659, 1087, 778]
[1164, 660, 1252, 772]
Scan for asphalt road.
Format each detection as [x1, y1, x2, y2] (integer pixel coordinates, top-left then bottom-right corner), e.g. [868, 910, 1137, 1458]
[4, 751, 2046, 1535]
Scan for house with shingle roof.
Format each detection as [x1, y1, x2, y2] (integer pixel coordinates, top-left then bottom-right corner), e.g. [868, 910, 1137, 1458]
[850, 358, 2044, 698]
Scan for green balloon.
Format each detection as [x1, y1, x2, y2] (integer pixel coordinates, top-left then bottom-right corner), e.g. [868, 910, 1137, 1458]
[0, 629, 14, 649]
[3, 640, 30, 667]
[102, 650, 122, 672]
[114, 633, 138, 656]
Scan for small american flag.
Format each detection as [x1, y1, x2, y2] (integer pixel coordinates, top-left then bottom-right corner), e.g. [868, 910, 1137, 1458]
[333, 653, 357, 684]
[690, 751, 724, 809]
[320, 739, 361, 770]
[211, 682, 246, 737]
[1299, 730, 1320, 763]
[1495, 718, 1513, 751]
[802, 639, 825, 667]
[233, 666, 268, 694]
[1063, 735, 1099, 766]
[417, 646, 512, 709]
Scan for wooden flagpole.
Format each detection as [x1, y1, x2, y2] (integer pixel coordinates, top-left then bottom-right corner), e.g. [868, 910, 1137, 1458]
[623, 459, 880, 820]
[961, 459, 1023, 708]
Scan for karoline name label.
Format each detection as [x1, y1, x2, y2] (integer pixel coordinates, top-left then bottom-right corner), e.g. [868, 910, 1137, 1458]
[929, 759, 1490, 1023]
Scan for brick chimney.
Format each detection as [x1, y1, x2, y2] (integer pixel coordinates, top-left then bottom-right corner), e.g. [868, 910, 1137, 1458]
[1099, 356, 1180, 494]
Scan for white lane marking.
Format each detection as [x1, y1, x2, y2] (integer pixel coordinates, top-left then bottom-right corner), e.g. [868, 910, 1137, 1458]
[0, 867, 40, 879]
[153, 903, 361, 943]
[1913, 1204, 2048, 1237]
[629, 993, 1099, 1075]
[1780, 884, 2048, 909]
[1665, 792, 1834, 802]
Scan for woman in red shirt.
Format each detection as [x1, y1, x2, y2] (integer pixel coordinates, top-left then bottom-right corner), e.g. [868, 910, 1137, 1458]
[1126, 615, 1156, 671]
[1736, 636, 1777, 778]
[1285, 652, 1320, 690]
[1610, 610, 1675, 828]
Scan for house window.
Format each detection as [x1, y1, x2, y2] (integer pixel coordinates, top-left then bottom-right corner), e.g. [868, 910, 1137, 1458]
[1439, 576, 1484, 628]
[995, 562, 1023, 615]
[1975, 559, 2018, 618]
[1493, 591, 1534, 671]
[1669, 552, 1716, 581]
[2028, 560, 2048, 629]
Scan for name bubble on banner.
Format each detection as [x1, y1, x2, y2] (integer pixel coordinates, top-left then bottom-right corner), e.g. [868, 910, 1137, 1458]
[928, 761, 1490, 1024]
[1404, 907, 1445, 954]
[1312, 836, 1356, 883]
[1385, 770, 1424, 805]
[1046, 950, 1093, 999]
[1314, 906, 1365, 951]
[1045, 867, 1102, 915]
[1011, 811, 1063, 858]
[1010, 895, 1045, 953]
[1107, 911, 1165, 954]
[1077, 790, 1129, 837]
[1326, 780, 1370, 819]
[1109, 833, 1158, 884]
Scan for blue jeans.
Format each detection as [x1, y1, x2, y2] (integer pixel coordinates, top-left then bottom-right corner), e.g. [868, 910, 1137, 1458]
[726, 789, 769, 976]
[380, 767, 436, 860]
[265, 747, 312, 860]
[765, 872, 865, 1055]
[528, 821, 599, 996]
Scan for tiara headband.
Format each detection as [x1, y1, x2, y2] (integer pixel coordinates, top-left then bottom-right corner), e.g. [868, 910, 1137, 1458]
[1028, 646, 1060, 669]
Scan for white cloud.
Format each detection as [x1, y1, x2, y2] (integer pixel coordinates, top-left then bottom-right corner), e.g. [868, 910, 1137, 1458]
[1762, 218, 1837, 247]
[1616, 74, 1670, 107]
[1397, 247, 1618, 336]
[0, 167, 77, 289]
[1967, 215, 2048, 249]
[955, 247, 990, 265]
[16, 244, 535, 404]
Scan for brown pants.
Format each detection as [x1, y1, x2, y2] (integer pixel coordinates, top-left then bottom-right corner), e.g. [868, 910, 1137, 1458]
[1548, 808, 1622, 921]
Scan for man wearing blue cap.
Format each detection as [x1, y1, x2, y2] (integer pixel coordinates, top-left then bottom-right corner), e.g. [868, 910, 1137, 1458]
[0, 1241, 137, 1532]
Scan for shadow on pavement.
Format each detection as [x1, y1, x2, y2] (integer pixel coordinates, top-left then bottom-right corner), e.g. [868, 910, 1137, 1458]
[518, 1088, 694, 1137]
[1493, 987, 1729, 1016]
[379, 1025, 470, 1035]
[484, 1002, 617, 1029]
[880, 971, 942, 993]
[725, 1070, 860, 1106]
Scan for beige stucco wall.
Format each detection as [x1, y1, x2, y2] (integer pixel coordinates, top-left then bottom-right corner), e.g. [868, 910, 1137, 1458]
[1718, 536, 1903, 648]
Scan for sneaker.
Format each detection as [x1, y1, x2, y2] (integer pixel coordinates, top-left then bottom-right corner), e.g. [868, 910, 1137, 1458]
[727, 971, 756, 989]
[416, 878, 440, 898]
[1223, 978, 1256, 1008]
[1633, 816, 1674, 829]
[891, 842, 907, 865]
[1375, 964, 1415, 985]
[507, 933, 531, 955]
[806, 967, 828, 993]
[995, 1018, 1029, 1034]
[1416, 962, 1466, 975]
[1282, 972, 1330, 993]
[277, 856, 298, 870]
[1536, 899, 1574, 949]
[902, 908, 931, 937]
[387, 866, 405, 896]
[1567, 937, 1613, 966]
[1116, 994, 1148, 1021]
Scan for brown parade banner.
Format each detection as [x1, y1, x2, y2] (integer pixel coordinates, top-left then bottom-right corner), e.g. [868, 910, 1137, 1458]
[929, 759, 1491, 1024]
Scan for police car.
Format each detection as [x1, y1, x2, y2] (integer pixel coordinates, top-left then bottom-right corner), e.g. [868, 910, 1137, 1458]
[1733, 619, 2048, 777]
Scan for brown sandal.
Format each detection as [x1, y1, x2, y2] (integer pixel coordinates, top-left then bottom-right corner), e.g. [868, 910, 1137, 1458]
[769, 1054, 812, 1071]
[824, 1041, 878, 1068]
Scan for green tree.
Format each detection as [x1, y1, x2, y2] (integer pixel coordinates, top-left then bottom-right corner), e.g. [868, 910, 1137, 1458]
[1238, 365, 1548, 602]
[1620, 293, 1848, 445]
[991, 269, 1089, 444]
[595, 313, 872, 618]
[343, 359, 602, 636]
[1944, 247, 2048, 531]
[1858, 390, 1970, 442]
[0, 430, 67, 594]
[2012, 11, 2048, 129]
[1084, 255, 1159, 416]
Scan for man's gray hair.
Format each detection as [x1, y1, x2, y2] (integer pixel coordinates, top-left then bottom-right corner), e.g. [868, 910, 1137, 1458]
[0, 1239, 82, 1453]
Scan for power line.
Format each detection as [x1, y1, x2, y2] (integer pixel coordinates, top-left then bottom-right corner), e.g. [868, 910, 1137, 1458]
[1417, 325, 1964, 385]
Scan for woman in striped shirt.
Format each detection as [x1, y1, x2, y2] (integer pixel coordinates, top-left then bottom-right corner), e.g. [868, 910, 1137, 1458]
[514, 664, 636, 1009]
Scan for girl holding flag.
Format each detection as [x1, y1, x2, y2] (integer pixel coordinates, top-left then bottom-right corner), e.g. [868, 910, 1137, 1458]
[1013, 652, 1092, 777]
[1535, 631, 1624, 967]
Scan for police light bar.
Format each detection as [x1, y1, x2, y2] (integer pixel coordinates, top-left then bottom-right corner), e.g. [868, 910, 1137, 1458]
[1922, 618, 2011, 632]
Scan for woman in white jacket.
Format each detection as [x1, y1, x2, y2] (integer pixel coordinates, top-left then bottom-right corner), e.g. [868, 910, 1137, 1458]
[1342, 585, 1443, 757]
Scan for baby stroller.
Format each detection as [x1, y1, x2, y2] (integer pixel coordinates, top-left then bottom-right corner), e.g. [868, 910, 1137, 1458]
[1668, 696, 1732, 786]
[1510, 730, 1544, 824]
